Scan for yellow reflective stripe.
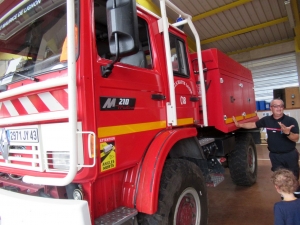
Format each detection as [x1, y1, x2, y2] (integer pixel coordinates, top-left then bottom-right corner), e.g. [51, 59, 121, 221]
[225, 113, 257, 124]
[225, 118, 232, 124]
[245, 113, 257, 119]
[177, 118, 194, 126]
[97, 118, 194, 138]
[225, 115, 242, 124]
[98, 121, 166, 138]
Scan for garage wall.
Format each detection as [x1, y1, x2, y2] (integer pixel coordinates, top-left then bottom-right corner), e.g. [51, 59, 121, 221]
[241, 52, 299, 103]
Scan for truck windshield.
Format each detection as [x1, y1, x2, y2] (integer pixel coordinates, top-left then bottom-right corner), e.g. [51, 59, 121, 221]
[0, 0, 79, 82]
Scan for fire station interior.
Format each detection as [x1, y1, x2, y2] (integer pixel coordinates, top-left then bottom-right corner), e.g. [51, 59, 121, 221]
[94, 0, 300, 223]
[138, 1, 300, 225]
[0, 0, 300, 224]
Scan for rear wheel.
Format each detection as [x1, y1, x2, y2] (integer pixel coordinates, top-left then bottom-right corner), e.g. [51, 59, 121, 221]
[228, 133, 257, 186]
[139, 159, 207, 225]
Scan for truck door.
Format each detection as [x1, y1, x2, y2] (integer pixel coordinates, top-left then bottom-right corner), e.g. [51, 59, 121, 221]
[93, 10, 165, 172]
[169, 33, 199, 126]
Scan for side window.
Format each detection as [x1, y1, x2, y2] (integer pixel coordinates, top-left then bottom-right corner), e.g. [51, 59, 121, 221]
[169, 34, 189, 77]
[94, 1, 152, 69]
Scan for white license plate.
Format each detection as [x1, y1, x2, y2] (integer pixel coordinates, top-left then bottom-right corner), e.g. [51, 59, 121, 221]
[8, 128, 39, 143]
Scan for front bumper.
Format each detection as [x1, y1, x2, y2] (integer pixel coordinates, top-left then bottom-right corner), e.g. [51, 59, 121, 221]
[0, 189, 91, 225]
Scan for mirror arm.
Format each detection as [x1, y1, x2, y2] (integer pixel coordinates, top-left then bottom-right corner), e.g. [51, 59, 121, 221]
[102, 0, 120, 78]
[101, 33, 120, 78]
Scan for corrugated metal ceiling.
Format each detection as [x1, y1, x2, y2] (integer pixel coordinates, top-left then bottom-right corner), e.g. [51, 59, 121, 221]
[148, 0, 299, 55]
[140, 0, 300, 102]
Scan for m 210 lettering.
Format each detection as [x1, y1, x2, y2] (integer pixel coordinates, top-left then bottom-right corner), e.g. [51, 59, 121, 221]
[100, 97, 136, 111]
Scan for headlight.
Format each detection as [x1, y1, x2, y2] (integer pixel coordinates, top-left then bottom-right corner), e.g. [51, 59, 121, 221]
[48, 151, 70, 170]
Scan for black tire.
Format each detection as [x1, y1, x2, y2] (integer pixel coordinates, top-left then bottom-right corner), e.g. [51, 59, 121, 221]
[228, 133, 257, 186]
[139, 159, 208, 225]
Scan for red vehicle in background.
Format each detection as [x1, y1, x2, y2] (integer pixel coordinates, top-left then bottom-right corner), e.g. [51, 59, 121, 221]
[0, 0, 259, 224]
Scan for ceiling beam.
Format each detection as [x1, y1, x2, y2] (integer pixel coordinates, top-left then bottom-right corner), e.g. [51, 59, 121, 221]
[229, 40, 294, 63]
[201, 17, 288, 45]
[192, 0, 252, 22]
[227, 38, 294, 55]
[292, 0, 300, 52]
[136, 0, 161, 16]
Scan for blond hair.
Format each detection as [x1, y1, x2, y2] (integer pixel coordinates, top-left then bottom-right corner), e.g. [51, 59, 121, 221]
[271, 168, 298, 194]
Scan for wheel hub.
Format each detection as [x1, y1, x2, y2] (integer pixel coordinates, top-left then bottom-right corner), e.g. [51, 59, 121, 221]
[176, 194, 197, 225]
[248, 146, 255, 173]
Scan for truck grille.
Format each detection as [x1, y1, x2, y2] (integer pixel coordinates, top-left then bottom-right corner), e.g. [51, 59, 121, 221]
[0, 145, 71, 173]
[0, 145, 45, 172]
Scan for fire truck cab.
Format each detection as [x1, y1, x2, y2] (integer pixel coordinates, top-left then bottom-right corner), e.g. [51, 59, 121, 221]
[0, 0, 259, 224]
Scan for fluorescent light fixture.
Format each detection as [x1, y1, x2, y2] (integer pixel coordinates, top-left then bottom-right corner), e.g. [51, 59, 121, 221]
[285, 0, 295, 28]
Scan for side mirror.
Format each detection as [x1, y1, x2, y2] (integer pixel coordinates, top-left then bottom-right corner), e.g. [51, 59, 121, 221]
[106, 0, 139, 56]
[102, 0, 139, 78]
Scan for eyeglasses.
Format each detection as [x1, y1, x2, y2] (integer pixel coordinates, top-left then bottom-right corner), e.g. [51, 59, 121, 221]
[271, 105, 284, 109]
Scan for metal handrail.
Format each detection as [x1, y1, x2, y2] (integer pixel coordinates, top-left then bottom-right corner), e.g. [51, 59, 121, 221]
[23, 0, 77, 186]
[159, 0, 208, 126]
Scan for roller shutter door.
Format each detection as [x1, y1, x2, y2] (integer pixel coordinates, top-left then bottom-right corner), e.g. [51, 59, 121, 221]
[241, 52, 298, 103]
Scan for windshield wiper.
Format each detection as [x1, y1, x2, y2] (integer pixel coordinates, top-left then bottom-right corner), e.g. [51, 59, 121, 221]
[14, 72, 39, 82]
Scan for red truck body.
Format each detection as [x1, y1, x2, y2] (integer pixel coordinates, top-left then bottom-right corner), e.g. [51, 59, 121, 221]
[192, 49, 257, 133]
[0, 0, 258, 224]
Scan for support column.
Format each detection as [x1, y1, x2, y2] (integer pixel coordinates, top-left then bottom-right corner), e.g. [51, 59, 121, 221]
[296, 53, 300, 88]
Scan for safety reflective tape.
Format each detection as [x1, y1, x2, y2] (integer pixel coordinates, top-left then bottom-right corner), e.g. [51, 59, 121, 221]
[0, 89, 68, 118]
[225, 113, 257, 124]
[98, 118, 194, 138]
[177, 118, 194, 126]
[245, 113, 257, 119]
[98, 121, 167, 138]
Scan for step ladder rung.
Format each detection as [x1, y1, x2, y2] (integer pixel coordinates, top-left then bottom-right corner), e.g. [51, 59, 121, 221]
[206, 173, 224, 187]
[95, 207, 137, 225]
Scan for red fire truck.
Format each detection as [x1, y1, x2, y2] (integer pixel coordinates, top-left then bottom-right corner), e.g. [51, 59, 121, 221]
[0, 0, 259, 224]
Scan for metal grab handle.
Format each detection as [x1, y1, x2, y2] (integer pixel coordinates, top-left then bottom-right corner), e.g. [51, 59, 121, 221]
[78, 131, 96, 168]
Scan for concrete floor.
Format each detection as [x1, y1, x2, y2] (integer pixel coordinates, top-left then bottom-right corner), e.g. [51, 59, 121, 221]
[207, 143, 300, 225]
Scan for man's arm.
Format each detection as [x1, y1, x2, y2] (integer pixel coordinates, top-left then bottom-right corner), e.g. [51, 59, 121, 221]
[232, 116, 257, 129]
[287, 132, 299, 142]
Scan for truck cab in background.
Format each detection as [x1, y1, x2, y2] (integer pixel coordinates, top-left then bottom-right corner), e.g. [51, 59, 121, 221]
[0, 0, 259, 224]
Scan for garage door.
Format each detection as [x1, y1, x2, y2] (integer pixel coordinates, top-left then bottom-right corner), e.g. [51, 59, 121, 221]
[241, 52, 299, 103]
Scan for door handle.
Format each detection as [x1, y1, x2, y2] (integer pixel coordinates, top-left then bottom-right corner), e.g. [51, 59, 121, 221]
[151, 94, 166, 100]
[190, 96, 200, 102]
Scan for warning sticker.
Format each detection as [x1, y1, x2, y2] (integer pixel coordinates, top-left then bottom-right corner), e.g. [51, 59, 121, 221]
[100, 137, 116, 172]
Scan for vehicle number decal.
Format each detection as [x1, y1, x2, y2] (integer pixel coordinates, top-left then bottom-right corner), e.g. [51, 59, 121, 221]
[100, 97, 136, 110]
[100, 137, 116, 172]
[8, 128, 39, 143]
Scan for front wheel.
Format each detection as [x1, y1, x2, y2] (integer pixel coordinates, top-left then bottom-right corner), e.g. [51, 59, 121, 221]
[139, 159, 208, 225]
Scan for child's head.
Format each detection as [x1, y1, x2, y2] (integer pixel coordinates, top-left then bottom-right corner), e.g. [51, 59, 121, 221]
[271, 168, 298, 194]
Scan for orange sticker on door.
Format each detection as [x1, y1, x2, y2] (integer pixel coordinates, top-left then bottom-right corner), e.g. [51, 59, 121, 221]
[100, 137, 116, 172]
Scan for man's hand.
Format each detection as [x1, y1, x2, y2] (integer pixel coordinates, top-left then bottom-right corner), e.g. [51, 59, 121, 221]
[278, 122, 294, 135]
[232, 116, 257, 129]
[232, 116, 239, 127]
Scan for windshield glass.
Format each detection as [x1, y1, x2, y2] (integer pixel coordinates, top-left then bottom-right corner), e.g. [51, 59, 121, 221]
[0, 0, 78, 82]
